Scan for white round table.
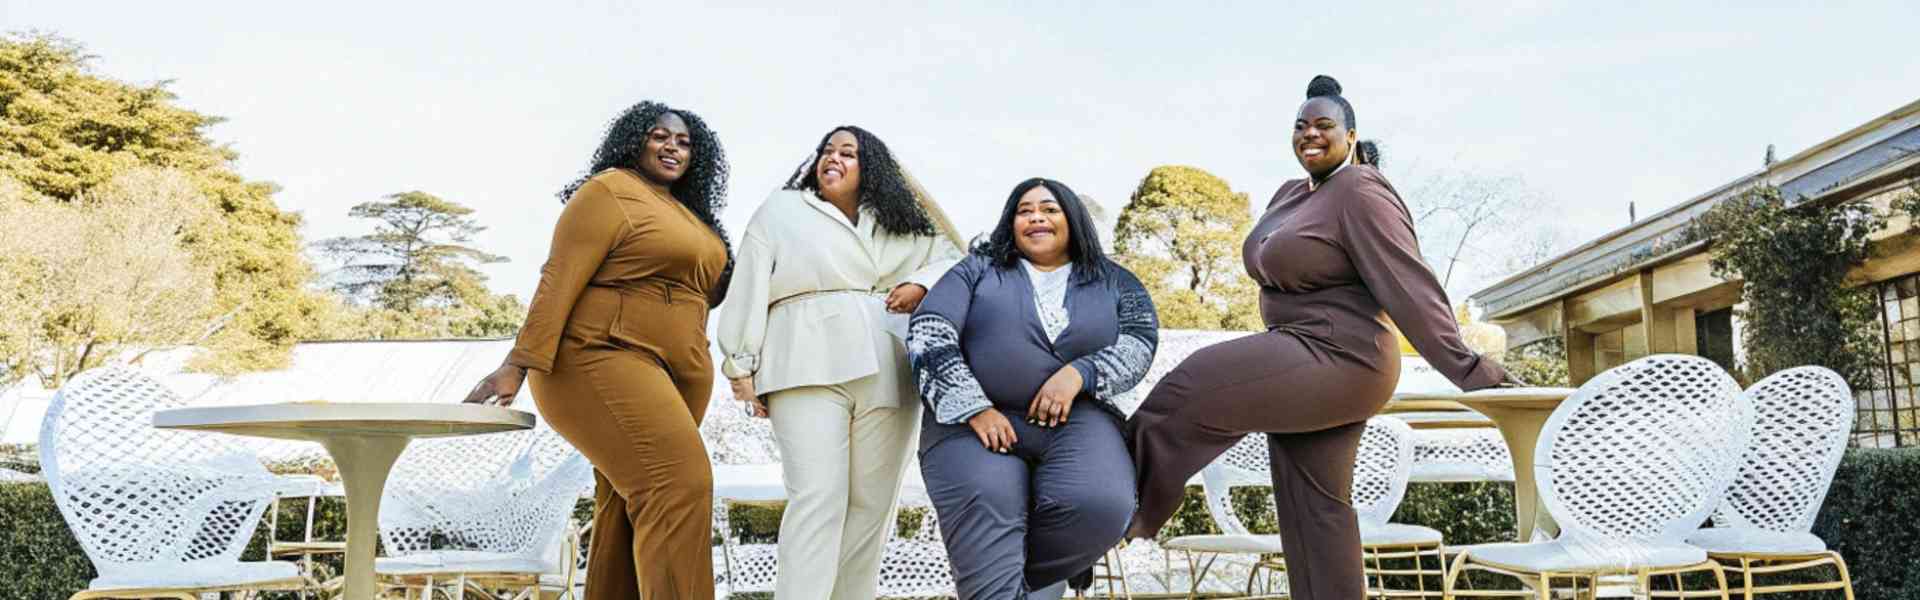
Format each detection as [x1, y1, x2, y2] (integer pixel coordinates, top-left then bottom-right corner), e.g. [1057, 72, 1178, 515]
[1391, 387, 1576, 542]
[154, 402, 534, 600]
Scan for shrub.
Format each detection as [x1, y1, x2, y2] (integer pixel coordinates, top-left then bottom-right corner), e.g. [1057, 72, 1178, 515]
[0, 483, 91, 600]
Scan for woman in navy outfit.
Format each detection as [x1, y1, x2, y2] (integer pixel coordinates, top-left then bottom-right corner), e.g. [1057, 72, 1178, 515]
[908, 177, 1160, 600]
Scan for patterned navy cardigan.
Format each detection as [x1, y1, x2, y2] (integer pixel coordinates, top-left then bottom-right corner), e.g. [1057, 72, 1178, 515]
[907, 254, 1160, 428]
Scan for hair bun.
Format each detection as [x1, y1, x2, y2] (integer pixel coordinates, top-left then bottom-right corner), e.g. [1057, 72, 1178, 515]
[1306, 75, 1342, 98]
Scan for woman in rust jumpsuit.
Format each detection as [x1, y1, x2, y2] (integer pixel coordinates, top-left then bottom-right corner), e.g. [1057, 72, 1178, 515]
[1126, 76, 1516, 600]
[466, 101, 732, 600]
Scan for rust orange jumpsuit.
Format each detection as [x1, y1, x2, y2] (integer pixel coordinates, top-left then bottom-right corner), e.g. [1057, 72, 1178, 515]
[508, 167, 729, 600]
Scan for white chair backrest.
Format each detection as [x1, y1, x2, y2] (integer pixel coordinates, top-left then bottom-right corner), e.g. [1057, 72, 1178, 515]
[1198, 433, 1272, 536]
[1536, 354, 1751, 545]
[1715, 366, 1853, 533]
[379, 420, 590, 568]
[878, 506, 957, 597]
[1408, 428, 1515, 483]
[1354, 416, 1416, 527]
[1197, 417, 1414, 535]
[38, 367, 282, 577]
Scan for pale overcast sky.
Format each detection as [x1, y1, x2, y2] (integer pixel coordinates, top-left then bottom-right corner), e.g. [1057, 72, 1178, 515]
[7, 1, 1918, 301]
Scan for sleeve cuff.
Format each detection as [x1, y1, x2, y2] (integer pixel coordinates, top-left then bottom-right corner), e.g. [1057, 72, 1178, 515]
[1455, 354, 1510, 391]
[937, 399, 994, 426]
[721, 352, 758, 381]
[506, 350, 552, 374]
[1069, 360, 1099, 395]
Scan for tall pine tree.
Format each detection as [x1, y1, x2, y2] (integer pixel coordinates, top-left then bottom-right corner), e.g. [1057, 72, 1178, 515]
[318, 191, 524, 338]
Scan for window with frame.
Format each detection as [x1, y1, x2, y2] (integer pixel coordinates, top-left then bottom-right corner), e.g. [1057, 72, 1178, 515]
[1863, 274, 1920, 447]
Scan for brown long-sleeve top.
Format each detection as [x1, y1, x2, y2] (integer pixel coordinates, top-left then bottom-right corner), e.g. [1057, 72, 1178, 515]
[1245, 164, 1507, 391]
[507, 168, 730, 373]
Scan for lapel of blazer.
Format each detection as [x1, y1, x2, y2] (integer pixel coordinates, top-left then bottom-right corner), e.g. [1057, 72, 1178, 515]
[800, 192, 882, 274]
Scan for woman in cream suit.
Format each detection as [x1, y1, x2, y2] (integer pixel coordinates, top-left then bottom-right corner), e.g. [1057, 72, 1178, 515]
[717, 125, 966, 600]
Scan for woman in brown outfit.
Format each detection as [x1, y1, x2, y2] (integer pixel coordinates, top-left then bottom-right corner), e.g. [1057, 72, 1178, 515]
[1126, 76, 1516, 600]
[466, 101, 732, 600]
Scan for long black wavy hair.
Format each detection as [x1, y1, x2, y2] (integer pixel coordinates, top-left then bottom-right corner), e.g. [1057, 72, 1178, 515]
[784, 125, 937, 237]
[973, 177, 1108, 283]
[559, 101, 733, 255]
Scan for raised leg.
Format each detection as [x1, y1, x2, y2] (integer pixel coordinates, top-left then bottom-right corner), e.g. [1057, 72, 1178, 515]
[321, 435, 412, 600]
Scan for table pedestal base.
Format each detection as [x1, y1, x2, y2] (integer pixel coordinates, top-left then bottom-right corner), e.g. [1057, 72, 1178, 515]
[1473, 404, 1559, 542]
[322, 436, 411, 600]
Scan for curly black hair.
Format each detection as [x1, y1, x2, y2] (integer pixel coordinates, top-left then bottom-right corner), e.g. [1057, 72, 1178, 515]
[1305, 75, 1382, 167]
[784, 125, 936, 237]
[559, 100, 733, 255]
[973, 177, 1109, 283]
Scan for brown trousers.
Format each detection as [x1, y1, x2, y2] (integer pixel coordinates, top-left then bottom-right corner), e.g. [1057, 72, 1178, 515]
[1129, 330, 1394, 600]
[531, 285, 716, 600]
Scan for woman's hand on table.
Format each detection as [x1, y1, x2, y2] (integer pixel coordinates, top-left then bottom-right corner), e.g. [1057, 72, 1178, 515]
[1028, 366, 1082, 428]
[731, 377, 768, 418]
[464, 363, 527, 406]
[885, 283, 928, 314]
[967, 409, 1017, 453]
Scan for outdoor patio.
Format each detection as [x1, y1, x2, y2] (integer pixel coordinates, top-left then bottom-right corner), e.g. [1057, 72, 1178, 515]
[0, 330, 1900, 600]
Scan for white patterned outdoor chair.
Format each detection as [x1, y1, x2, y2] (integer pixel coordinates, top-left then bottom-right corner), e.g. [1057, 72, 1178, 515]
[39, 366, 310, 600]
[537, 482, 597, 600]
[1407, 427, 1515, 483]
[880, 476, 960, 598]
[1444, 354, 1752, 600]
[1686, 366, 1856, 599]
[1161, 417, 1441, 599]
[374, 420, 591, 600]
[1355, 417, 1453, 599]
[265, 474, 348, 590]
[713, 463, 784, 596]
[1160, 429, 1284, 598]
[1380, 379, 1513, 484]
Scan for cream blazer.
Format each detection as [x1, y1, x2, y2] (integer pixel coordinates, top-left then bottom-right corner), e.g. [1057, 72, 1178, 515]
[717, 189, 965, 402]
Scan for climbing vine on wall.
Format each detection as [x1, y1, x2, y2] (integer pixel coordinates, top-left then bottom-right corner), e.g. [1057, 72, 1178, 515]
[1690, 185, 1885, 388]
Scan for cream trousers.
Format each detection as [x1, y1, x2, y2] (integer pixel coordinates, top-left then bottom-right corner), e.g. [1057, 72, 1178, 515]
[768, 373, 921, 600]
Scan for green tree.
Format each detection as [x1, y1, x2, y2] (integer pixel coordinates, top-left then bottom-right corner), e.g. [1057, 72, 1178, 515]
[0, 170, 215, 386]
[0, 32, 329, 374]
[317, 191, 525, 338]
[1112, 166, 1260, 330]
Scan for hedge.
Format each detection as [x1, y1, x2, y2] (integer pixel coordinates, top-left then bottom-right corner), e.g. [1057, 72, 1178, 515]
[4, 449, 1917, 600]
